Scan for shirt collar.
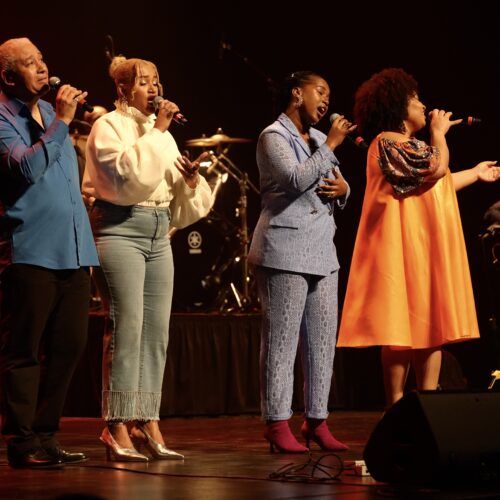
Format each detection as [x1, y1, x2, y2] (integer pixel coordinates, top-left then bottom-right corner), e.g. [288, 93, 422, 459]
[0, 93, 54, 131]
[117, 104, 156, 125]
[0, 92, 30, 117]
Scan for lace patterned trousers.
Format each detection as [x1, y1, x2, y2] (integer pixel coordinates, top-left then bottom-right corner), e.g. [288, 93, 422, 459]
[255, 266, 338, 421]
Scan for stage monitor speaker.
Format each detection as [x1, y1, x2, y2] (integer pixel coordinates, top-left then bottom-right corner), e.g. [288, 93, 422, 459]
[363, 391, 500, 486]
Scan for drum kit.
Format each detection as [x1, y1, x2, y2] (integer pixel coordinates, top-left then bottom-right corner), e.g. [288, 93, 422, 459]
[171, 128, 260, 313]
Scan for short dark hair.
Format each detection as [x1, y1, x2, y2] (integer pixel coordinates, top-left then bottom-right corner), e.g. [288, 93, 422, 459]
[278, 70, 321, 113]
[353, 68, 419, 143]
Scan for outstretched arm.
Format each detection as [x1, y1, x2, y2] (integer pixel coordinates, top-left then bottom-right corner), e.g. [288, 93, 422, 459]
[452, 160, 499, 191]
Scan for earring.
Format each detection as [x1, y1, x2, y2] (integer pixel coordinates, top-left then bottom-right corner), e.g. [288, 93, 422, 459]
[120, 96, 128, 110]
[295, 96, 303, 108]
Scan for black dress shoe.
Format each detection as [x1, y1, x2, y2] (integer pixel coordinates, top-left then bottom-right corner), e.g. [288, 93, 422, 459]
[8, 448, 65, 469]
[44, 447, 88, 464]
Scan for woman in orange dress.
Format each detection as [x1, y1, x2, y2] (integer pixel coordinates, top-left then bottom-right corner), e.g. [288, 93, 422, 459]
[337, 68, 499, 406]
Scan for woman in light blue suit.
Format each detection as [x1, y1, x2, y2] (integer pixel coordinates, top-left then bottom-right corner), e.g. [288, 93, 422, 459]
[248, 71, 354, 453]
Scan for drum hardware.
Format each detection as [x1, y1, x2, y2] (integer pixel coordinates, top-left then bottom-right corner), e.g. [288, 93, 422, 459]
[209, 171, 228, 208]
[199, 153, 229, 209]
[489, 370, 500, 390]
[214, 152, 259, 312]
[479, 223, 500, 383]
[208, 144, 259, 312]
[184, 129, 260, 312]
[185, 129, 253, 148]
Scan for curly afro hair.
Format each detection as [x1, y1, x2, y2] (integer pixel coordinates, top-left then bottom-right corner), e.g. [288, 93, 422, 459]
[353, 68, 419, 143]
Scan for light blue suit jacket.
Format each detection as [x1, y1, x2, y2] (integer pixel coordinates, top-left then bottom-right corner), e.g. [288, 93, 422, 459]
[248, 113, 349, 276]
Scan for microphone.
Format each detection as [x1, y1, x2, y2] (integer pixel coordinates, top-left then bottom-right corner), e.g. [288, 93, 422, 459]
[49, 76, 94, 113]
[455, 115, 482, 125]
[329, 113, 368, 149]
[152, 96, 188, 125]
[427, 112, 482, 125]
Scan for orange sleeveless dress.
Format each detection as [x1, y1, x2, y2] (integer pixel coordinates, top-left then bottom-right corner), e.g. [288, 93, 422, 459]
[337, 136, 480, 348]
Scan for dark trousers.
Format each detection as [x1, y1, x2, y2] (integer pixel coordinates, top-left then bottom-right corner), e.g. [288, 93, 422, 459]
[0, 264, 90, 452]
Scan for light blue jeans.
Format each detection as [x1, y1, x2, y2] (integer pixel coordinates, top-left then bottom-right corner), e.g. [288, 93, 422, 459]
[255, 266, 339, 421]
[90, 201, 173, 422]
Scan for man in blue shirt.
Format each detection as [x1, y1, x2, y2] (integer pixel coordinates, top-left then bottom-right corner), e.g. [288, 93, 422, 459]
[0, 37, 99, 468]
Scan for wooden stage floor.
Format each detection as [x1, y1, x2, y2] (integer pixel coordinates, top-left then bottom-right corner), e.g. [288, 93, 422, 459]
[2, 412, 500, 499]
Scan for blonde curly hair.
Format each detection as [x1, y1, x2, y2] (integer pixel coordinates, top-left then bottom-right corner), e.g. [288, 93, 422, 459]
[109, 55, 163, 110]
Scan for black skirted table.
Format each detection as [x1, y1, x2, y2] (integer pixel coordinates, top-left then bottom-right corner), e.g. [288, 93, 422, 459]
[63, 312, 388, 417]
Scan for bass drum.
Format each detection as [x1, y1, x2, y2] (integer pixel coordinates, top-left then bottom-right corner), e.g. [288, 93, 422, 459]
[170, 216, 232, 312]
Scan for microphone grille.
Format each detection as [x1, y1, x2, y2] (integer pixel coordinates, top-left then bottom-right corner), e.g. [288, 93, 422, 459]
[49, 76, 61, 89]
[152, 96, 164, 109]
[329, 113, 340, 124]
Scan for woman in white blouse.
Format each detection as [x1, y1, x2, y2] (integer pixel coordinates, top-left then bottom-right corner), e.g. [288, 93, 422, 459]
[82, 56, 211, 462]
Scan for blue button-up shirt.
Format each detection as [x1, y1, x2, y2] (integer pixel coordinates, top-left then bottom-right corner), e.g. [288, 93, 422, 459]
[0, 93, 99, 273]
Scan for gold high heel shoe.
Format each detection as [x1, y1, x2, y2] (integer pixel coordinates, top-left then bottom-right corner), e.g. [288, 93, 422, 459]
[100, 427, 149, 462]
[131, 424, 184, 460]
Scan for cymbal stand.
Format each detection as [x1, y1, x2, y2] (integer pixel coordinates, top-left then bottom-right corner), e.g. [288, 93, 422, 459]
[219, 38, 279, 114]
[207, 149, 259, 312]
[480, 226, 500, 389]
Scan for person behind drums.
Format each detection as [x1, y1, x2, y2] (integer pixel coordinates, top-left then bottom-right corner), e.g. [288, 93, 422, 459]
[82, 55, 211, 461]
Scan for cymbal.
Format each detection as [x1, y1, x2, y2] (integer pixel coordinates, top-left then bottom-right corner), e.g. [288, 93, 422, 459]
[186, 132, 252, 148]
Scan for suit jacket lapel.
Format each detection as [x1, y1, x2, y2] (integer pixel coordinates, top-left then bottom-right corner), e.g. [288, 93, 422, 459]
[277, 113, 311, 158]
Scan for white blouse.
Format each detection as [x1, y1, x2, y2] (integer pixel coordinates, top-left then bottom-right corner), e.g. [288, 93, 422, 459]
[82, 106, 211, 229]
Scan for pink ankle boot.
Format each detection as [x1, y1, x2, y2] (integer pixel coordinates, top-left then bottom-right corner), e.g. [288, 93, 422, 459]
[301, 419, 349, 451]
[264, 420, 308, 453]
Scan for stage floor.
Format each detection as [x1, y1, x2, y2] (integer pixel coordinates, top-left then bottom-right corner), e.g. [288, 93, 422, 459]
[2, 412, 500, 499]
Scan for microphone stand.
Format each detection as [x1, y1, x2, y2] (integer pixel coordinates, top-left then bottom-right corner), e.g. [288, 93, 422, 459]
[219, 39, 279, 115]
[479, 225, 500, 389]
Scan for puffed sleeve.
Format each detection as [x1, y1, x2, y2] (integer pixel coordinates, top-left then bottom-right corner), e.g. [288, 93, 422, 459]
[378, 137, 440, 195]
[167, 171, 212, 229]
[84, 114, 179, 205]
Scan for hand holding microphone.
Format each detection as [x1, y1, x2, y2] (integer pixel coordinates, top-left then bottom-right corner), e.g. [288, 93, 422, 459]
[153, 96, 188, 130]
[428, 109, 481, 136]
[329, 113, 368, 149]
[49, 76, 93, 124]
[428, 109, 466, 136]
